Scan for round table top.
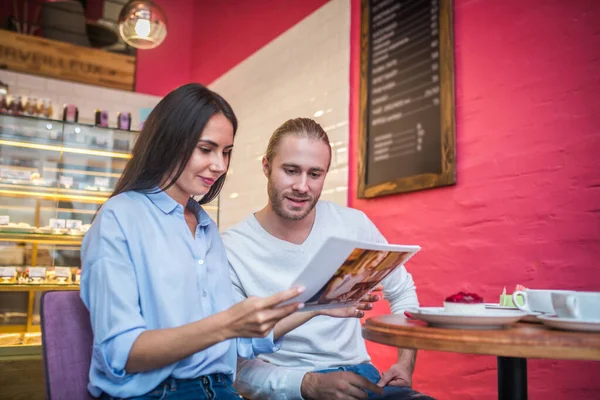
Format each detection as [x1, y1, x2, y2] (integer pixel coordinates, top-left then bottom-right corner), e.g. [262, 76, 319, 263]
[362, 315, 600, 361]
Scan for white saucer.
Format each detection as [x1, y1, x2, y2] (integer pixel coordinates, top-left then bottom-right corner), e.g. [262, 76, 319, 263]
[485, 304, 542, 323]
[537, 315, 600, 332]
[406, 307, 526, 330]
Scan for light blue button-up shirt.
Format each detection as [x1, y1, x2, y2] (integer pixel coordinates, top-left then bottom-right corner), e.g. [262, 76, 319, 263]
[80, 189, 278, 398]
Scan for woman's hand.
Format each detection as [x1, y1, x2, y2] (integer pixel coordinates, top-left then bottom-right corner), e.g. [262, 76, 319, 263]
[223, 287, 305, 338]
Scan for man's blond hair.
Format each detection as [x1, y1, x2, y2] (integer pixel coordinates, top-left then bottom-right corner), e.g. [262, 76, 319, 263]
[265, 118, 332, 169]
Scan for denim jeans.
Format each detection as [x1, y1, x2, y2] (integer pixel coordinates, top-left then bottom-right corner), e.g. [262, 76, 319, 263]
[99, 374, 242, 400]
[316, 364, 435, 400]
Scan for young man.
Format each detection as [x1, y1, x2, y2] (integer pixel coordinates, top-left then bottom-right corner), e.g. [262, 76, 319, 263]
[222, 118, 433, 400]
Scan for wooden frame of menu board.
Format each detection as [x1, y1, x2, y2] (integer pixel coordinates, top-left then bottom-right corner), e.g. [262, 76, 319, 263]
[358, 0, 456, 199]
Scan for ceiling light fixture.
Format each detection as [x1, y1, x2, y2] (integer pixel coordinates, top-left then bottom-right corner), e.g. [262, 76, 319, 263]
[118, 0, 168, 50]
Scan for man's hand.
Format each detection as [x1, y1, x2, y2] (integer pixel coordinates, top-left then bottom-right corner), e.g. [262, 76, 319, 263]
[319, 285, 384, 319]
[301, 371, 384, 400]
[377, 348, 416, 387]
[319, 293, 380, 319]
[376, 362, 412, 387]
[274, 286, 383, 339]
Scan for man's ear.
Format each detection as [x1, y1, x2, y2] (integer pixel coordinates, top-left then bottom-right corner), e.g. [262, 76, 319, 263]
[262, 156, 270, 178]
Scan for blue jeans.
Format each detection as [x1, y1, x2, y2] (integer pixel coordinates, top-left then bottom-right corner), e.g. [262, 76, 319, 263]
[99, 374, 242, 400]
[316, 364, 435, 400]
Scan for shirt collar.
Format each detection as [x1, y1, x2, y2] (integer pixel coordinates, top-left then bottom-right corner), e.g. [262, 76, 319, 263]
[145, 188, 179, 214]
[144, 188, 211, 227]
[186, 197, 212, 227]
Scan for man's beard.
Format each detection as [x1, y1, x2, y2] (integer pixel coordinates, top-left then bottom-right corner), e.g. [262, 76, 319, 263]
[268, 181, 319, 221]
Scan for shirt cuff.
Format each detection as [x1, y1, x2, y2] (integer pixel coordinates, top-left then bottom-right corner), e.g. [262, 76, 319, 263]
[98, 327, 144, 380]
[283, 368, 307, 400]
[237, 330, 282, 359]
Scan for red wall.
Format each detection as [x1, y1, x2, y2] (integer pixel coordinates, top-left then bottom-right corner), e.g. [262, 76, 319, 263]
[135, 0, 194, 96]
[349, 0, 600, 399]
[189, 0, 328, 86]
[135, 0, 328, 96]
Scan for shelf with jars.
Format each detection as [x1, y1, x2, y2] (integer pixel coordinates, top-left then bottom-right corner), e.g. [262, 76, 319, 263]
[0, 112, 137, 356]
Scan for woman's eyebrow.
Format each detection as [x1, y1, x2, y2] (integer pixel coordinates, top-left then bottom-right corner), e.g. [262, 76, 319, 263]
[198, 139, 217, 147]
[198, 139, 234, 150]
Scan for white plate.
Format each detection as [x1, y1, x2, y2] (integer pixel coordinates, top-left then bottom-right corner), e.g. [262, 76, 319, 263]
[406, 307, 527, 330]
[537, 315, 600, 332]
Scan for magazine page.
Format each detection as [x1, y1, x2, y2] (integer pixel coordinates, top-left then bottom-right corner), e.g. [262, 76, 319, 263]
[282, 237, 420, 311]
[303, 248, 416, 309]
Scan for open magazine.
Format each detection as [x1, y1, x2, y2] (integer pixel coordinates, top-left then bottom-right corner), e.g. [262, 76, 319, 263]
[283, 237, 421, 311]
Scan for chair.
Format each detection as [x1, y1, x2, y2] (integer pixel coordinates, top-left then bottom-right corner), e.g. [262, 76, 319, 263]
[41, 290, 94, 400]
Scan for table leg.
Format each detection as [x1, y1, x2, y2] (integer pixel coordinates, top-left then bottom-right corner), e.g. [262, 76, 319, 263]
[497, 356, 527, 400]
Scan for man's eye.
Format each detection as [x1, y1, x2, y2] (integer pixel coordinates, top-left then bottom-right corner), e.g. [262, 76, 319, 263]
[310, 173, 322, 179]
[284, 169, 297, 174]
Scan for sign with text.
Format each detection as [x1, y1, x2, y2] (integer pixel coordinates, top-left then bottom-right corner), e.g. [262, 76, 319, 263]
[358, 0, 456, 198]
[0, 30, 135, 91]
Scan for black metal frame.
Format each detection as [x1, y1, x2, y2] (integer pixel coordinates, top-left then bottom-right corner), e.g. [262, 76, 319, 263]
[497, 356, 527, 400]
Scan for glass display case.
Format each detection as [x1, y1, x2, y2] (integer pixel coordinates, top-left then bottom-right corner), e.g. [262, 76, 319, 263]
[0, 113, 220, 357]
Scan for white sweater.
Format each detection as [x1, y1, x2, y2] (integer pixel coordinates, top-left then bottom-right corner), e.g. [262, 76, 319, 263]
[222, 201, 419, 400]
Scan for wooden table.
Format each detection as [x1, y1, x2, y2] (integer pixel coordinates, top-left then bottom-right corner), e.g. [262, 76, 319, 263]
[362, 315, 600, 400]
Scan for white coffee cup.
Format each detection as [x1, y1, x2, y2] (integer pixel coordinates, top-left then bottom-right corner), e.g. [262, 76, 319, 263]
[552, 292, 600, 320]
[512, 289, 574, 313]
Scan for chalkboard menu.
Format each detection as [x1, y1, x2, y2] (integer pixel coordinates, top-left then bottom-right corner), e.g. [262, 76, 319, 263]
[358, 0, 456, 198]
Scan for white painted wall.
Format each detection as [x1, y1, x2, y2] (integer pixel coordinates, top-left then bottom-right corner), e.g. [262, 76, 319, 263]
[210, 0, 351, 231]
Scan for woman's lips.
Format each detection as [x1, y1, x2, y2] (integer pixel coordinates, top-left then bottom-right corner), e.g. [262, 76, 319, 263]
[199, 176, 215, 186]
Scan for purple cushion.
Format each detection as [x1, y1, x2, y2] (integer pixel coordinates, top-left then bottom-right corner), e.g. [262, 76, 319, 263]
[41, 291, 94, 400]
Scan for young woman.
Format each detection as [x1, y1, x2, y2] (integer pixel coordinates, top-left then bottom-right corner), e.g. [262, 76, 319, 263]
[80, 83, 305, 399]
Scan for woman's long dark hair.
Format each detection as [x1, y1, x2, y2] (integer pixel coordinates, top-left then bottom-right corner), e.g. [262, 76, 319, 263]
[112, 83, 237, 204]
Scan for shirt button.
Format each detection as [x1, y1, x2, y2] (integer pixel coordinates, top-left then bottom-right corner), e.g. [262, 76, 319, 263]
[198, 259, 204, 265]
[203, 291, 207, 297]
